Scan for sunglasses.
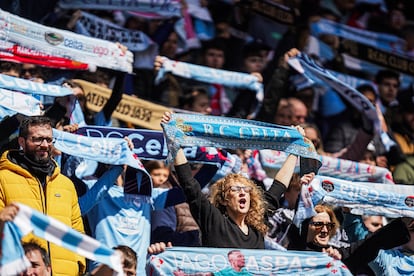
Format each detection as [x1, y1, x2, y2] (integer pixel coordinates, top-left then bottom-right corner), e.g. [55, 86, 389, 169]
[229, 186, 253, 193]
[22, 68, 37, 75]
[309, 221, 335, 231]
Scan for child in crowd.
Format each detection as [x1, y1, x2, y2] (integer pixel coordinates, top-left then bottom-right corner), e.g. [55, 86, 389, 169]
[145, 160, 201, 247]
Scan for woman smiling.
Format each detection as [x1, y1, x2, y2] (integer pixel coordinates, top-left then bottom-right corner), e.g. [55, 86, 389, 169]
[289, 204, 411, 275]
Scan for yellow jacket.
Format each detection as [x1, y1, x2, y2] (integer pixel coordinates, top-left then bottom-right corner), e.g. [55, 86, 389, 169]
[0, 150, 86, 276]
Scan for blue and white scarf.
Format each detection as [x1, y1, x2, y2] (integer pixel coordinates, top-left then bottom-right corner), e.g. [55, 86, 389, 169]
[0, 89, 41, 120]
[370, 248, 414, 276]
[186, 0, 213, 21]
[161, 113, 322, 174]
[53, 128, 152, 195]
[0, 8, 133, 73]
[76, 125, 226, 161]
[295, 175, 414, 226]
[69, 100, 86, 126]
[290, 69, 374, 94]
[0, 203, 122, 276]
[148, 246, 352, 275]
[0, 73, 73, 97]
[310, 18, 405, 53]
[155, 57, 264, 116]
[342, 53, 413, 89]
[58, 0, 182, 19]
[288, 53, 378, 124]
[75, 11, 157, 53]
[0, 74, 83, 122]
[0, 106, 17, 120]
[259, 150, 394, 184]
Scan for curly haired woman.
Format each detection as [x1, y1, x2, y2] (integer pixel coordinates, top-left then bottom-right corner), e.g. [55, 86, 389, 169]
[161, 112, 307, 249]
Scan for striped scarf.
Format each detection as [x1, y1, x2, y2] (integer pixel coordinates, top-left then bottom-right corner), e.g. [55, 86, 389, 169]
[0, 203, 122, 276]
[59, 0, 182, 19]
[0, 8, 133, 72]
[161, 113, 321, 175]
[53, 128, 152, 195]
[155, 57, 264, 117]
[259, 149, 394, 184]
[295, 175, 414, 226]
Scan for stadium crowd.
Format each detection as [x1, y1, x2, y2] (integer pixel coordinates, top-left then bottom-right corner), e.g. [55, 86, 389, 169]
[0, 0, 414, 275]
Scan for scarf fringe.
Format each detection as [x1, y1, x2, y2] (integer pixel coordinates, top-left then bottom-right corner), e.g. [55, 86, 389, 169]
[0, 256, 31, 276]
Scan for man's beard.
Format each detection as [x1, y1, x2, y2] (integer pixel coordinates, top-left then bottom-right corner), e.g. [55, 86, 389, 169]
[25, 150, 51, 164]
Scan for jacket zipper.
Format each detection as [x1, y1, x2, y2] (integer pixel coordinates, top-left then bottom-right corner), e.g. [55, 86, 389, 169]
[38, 177, 53, 274]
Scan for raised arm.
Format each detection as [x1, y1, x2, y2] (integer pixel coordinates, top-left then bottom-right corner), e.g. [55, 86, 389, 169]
[266, 125, 311, 212]
[162, 112, 188, 167]
[161, 112, 206, 225]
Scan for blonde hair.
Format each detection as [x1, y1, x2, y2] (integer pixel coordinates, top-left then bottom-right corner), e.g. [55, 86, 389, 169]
[209, 174, 268, 235]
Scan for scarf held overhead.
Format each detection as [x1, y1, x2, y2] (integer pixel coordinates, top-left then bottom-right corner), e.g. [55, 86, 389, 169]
[75, 11, 157, 53]
[310, 18, 405, 53]
[0, 9, 133, 73]
[161, 113, 321, 174]
[0, 41, 90, 70]
[295, 175, 414, 226]
[259, 149, 394, 184]
[155, 56, 263, 116]
[58, 0, 182, 19]
[288, 53, 378, 124]
[155, 56, 263, 98]
[0, 73, 73, 97]
[53, 128, 152, 195]
[0, 89, 41, 119]
[75, 125, 235, 164]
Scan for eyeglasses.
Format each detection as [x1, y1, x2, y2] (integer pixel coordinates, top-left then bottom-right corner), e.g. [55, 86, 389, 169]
[29, 136, 55, 145]
[309, 221, 335, 231]
[229, 186, 253, 193]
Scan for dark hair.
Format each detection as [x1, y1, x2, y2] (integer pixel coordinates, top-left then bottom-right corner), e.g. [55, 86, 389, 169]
[21, 65, 45, 80]
[201, 38, 227, 53]
[113, 245, 137, 270]
[18, 116, 52, 138]
[74, 70, 111, 87]
[179, 87, 209, 110]
[356, 83, 378, 102]
[242, 40, 269, 59]
[143, 160, 169, 173]
[23, 242, 51, 267]
[356, 83, 376, 94]
[0, 61, 22, 74]
[375, 70, 400, 85]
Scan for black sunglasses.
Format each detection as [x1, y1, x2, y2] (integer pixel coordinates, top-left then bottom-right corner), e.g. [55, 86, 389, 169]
[309, 221, 335, 231]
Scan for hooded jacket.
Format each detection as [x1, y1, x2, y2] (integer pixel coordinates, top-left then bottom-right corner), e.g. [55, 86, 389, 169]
[0, 150, 85, 276]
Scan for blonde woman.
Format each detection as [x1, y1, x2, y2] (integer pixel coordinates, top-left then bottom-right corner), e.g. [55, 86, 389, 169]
[161, 111, 304, 249]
